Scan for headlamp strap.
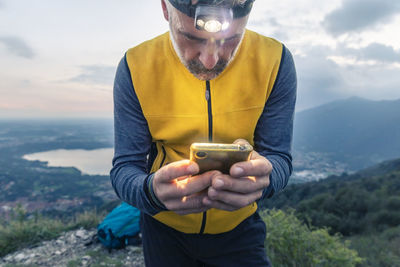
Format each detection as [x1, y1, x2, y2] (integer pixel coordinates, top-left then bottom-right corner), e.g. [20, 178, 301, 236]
[168, 0, 255, 19]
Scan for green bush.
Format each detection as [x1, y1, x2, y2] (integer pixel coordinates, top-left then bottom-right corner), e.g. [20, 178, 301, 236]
[349, 226, 400, 267]
[262, 209, 363, 267]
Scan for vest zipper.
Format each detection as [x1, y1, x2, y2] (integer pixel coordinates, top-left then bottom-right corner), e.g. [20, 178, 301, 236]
[205, 80, 213, 142]
[199, 80, 213, 234]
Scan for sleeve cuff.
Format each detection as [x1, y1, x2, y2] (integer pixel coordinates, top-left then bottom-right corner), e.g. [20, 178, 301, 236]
[144, 173, 168, 211]
[262, 176, 275, 199]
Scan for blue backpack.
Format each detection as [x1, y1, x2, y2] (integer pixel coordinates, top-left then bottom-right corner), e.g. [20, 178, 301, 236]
[97, 202, 141, 251]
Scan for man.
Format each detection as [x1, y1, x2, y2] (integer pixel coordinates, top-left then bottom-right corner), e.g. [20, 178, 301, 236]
[111, 0, 296, 266]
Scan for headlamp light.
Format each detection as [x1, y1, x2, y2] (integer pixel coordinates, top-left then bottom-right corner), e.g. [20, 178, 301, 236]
[194, 5, 233, 33]
[168, 0, 255, 33]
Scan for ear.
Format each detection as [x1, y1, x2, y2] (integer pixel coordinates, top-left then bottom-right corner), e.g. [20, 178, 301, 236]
[161, 0, 169, 21]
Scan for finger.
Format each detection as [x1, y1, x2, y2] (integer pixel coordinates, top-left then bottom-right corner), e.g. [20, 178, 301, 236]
[174, 170, 219, 196]
[207, 187, 263, 208]
[210, 164, 270, 192]
[165, 191, 208, 211]
[232, 139, 254, 160]
[161, 171, 218, 199]
[202, 197, 238, 212]
[230, 157, 272, 178]
[156, 160, 199, 183]
[211, 174, 270, 194]
[249, 149, 261, 160]
[233, 138, 250, 145]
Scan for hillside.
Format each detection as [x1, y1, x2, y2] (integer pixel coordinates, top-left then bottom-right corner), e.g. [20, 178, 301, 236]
[261, 158, 400, 266]
[0, 119, 116, 218]
[1, 228, 144, 266]
[0, 209, 362, 266]
[293, 97, 400, 170]
[262, 157, 400, 235]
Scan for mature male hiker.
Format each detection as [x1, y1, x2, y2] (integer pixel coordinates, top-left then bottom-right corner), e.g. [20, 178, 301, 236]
[111, 0, 297, 265]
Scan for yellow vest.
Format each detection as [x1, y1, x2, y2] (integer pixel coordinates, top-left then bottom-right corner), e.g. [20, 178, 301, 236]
[126, 29, 282, 234]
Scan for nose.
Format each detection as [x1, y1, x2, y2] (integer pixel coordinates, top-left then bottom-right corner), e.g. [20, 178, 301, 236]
[198, 40, 219, 69]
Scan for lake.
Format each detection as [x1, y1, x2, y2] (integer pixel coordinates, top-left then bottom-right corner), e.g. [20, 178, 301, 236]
[23, 148, 114, 175]
[22, 148, 330, 182]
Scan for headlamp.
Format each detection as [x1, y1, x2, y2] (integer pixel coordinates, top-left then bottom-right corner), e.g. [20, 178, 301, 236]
[194, 5, 232, 33]
[168, 0, 255, 33]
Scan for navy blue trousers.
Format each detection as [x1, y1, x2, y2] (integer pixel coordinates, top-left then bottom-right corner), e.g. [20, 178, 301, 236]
[140, 212, 271, 267]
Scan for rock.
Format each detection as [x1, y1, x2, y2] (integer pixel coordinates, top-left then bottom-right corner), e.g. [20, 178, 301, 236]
[82, 255, 91, 261]
[75, 229, 87, 239]
[0, 228, 144, 267]
[4, 255, 13, 261]
[14, 253, 26, 261]
[127, 246, 141, 253]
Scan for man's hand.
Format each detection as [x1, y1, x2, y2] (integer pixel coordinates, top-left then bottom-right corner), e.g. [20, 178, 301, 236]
[153, 160, 219, 215]
[203, 139, 272, 211]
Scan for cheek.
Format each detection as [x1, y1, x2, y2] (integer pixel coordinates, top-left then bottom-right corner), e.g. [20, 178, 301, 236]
[220, 42, 240, 60]
[184, 47, 199, 60]
[177, 40, 199, 60]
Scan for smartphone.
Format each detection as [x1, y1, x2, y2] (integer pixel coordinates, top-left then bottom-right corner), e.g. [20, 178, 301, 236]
[190, 143, 253, 174]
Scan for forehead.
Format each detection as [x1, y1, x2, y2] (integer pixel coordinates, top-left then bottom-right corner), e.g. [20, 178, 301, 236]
[170, 6, 248, 39]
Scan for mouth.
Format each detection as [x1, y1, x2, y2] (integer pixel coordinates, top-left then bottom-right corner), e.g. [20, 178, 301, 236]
[186, 58, 228, 80]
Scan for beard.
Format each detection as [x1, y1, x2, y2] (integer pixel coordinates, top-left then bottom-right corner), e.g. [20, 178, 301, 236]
[184, 58, 228, 81]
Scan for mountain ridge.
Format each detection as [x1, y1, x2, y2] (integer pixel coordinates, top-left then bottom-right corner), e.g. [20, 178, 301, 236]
[293, 97, 400, 170]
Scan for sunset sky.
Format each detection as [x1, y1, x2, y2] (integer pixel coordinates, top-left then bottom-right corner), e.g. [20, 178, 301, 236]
[1, 0, 400, 118]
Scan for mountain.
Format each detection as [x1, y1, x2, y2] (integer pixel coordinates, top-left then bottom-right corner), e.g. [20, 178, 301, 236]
[293, 97, 400, 170]
[261, 157, 400, 236]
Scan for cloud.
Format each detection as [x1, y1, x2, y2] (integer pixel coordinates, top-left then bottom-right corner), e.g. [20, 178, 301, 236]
[293, 44, 400, 111]
[248, 17, 291, 41]
[0, 36, 35, 59]
[294, 46, 348, 111]
[249, 17, 281, 28]
[323, 0, 400, 36]
[338, 42, 400, 63]
[68, 65, 116, 86]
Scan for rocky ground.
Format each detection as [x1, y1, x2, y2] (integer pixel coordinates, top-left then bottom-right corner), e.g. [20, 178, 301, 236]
[0, 228, 145, 267]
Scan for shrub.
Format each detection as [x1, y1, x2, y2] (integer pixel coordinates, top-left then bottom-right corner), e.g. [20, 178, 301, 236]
[261, 209, 363, 267]
[349, 227, 400, 267]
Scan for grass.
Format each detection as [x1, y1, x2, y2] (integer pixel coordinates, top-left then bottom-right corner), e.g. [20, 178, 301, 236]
[66, 249, 128, 267]
[0, 205, 106, 257]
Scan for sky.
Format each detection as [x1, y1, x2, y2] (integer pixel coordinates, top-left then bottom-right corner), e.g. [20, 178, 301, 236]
[0, 0, 399, 118]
